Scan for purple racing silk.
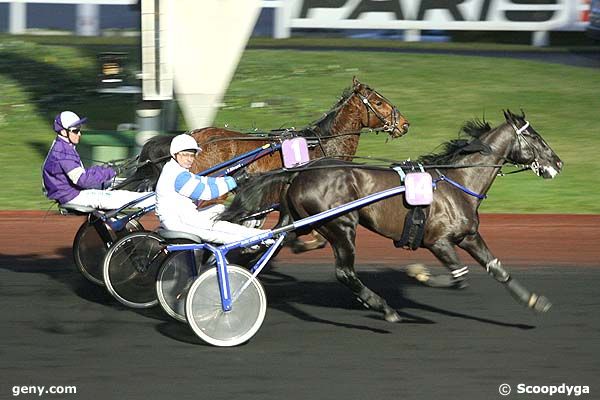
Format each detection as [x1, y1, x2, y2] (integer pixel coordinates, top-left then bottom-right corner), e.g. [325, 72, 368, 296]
[42, 137, 116, 204]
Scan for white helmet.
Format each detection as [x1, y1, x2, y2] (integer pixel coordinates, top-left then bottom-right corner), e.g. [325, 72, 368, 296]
[169, 134, 200, 157]
[53, 111, 87, 133]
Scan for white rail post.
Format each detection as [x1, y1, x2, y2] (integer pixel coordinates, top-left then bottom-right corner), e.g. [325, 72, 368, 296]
[76, 4, 100, 36]
[532, 31, 550, 46]
[9, 2, 26, 34]
[268, 0, 291, 39]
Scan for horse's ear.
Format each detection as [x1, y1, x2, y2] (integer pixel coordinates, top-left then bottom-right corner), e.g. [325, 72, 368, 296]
[352, 76, 361, 88]
[519, 108, 526, 119]
[503, 109, 513, 123]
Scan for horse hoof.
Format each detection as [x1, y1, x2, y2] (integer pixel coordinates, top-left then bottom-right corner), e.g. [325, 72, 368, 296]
[290, 238, 326, 254]
[302, 238, 327, 251]
[405, 264, 432, 283]
[530, 294, 552, 313]
[385, 311, 402, 323]
[290, 243, 305, 254]
[453, 278, 469, 290]
[419, 274, 460, 289]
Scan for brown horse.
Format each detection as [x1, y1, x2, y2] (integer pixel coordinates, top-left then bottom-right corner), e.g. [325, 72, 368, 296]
[187, 77, 409, 249]
[188, 77, 409, 175]
[118, 77, 409, 194]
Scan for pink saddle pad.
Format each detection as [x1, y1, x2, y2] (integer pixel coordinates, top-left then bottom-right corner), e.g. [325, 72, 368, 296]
[282, 137, 310, 168]
[404, 172, 433, 206]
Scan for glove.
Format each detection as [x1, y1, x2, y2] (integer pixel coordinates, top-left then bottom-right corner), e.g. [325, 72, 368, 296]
[100, 178, 115, 190]
[110, 164, 124, 177]
[232, 169, 250, 184]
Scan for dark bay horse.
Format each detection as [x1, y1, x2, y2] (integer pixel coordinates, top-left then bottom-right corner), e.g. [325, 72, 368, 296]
[117, 77, 409, 193]
[220, 110, 563, 322]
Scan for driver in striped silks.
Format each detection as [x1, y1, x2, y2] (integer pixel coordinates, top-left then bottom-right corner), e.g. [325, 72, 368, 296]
[154, 133, 270, 245]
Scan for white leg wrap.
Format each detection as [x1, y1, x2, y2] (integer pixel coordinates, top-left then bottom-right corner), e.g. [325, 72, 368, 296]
[451, 266, 469, 279]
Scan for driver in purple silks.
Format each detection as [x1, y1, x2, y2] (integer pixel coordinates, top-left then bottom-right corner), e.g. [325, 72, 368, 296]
[42, 111, 155, 210]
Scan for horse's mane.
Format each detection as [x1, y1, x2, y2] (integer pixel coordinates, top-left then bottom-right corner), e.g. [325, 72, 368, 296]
[418, 118, 493, 165]
[301, 86, 355, 136]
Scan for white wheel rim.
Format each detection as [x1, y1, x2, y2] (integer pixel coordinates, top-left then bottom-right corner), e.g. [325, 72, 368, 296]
[185, 265, 266, 347]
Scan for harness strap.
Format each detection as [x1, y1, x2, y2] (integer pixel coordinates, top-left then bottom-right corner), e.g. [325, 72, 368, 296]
[392, 165, 406, 182]
[434, 172, 487, 200]
[394, 206, 426, 250]
[513, 120, 530, 135]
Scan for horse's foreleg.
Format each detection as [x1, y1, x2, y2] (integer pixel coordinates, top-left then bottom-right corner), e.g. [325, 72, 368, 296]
[458, 233, 552, 313]
[422, 239, 470, 289]
[319, 221, 400, 323]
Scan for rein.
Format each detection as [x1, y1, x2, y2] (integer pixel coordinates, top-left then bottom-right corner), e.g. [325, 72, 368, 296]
[252, 147, 533, 200]
[429, 119, 537, 200]
[251, 154, 529, 176]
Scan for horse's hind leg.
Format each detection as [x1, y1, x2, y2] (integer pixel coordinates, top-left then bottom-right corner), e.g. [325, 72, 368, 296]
[458, 232, 551, 313]
[290, 231, 328, 253]
[317, 217, 401, 323]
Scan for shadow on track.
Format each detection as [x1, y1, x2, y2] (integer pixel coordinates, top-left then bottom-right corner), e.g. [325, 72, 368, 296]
[0, 252, 534, 344]
[0, 251, 170, 323]
[257, 265, 535, 330]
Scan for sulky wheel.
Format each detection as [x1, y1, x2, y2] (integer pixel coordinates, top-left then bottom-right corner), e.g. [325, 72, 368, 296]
[156, 250, 208, 322]
[73, 215, 143, 286]
[185, 265, 266, 347]
[102, 231, 166, 308]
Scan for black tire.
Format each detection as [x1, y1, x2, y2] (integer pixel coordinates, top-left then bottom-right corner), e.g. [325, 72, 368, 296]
[102, 231, 166, 308]
[73, 215, 143, 286]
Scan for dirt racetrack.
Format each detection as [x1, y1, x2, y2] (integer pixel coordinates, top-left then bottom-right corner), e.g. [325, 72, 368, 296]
[2, 211, 599, 400]
[1, 211, 598, 268]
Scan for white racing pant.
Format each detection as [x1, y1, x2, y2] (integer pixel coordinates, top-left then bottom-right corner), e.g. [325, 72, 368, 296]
[65, 190, 156, 210]
[160, 204, 267, 245]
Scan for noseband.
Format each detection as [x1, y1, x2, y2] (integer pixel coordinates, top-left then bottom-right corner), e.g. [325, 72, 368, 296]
[354, 89, 399, 133]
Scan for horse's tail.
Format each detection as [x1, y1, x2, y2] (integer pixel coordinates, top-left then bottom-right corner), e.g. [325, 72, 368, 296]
[219, 170, 296, 223]
[111, 134, 172, 191]
[139, 135, 172, 162]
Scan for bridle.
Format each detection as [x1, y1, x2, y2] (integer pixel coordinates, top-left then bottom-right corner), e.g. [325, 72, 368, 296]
[507, 119, 544, 176]
[354, 88, 400, 134]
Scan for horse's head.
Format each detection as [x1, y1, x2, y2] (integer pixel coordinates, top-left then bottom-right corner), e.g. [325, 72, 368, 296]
[351, 77, 409, 139]
[503, 109, 563, 179]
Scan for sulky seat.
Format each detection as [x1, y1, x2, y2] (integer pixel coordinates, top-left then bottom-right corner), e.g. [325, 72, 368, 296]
[156, 229, 203, 244]
[58, 204, 97, 216]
